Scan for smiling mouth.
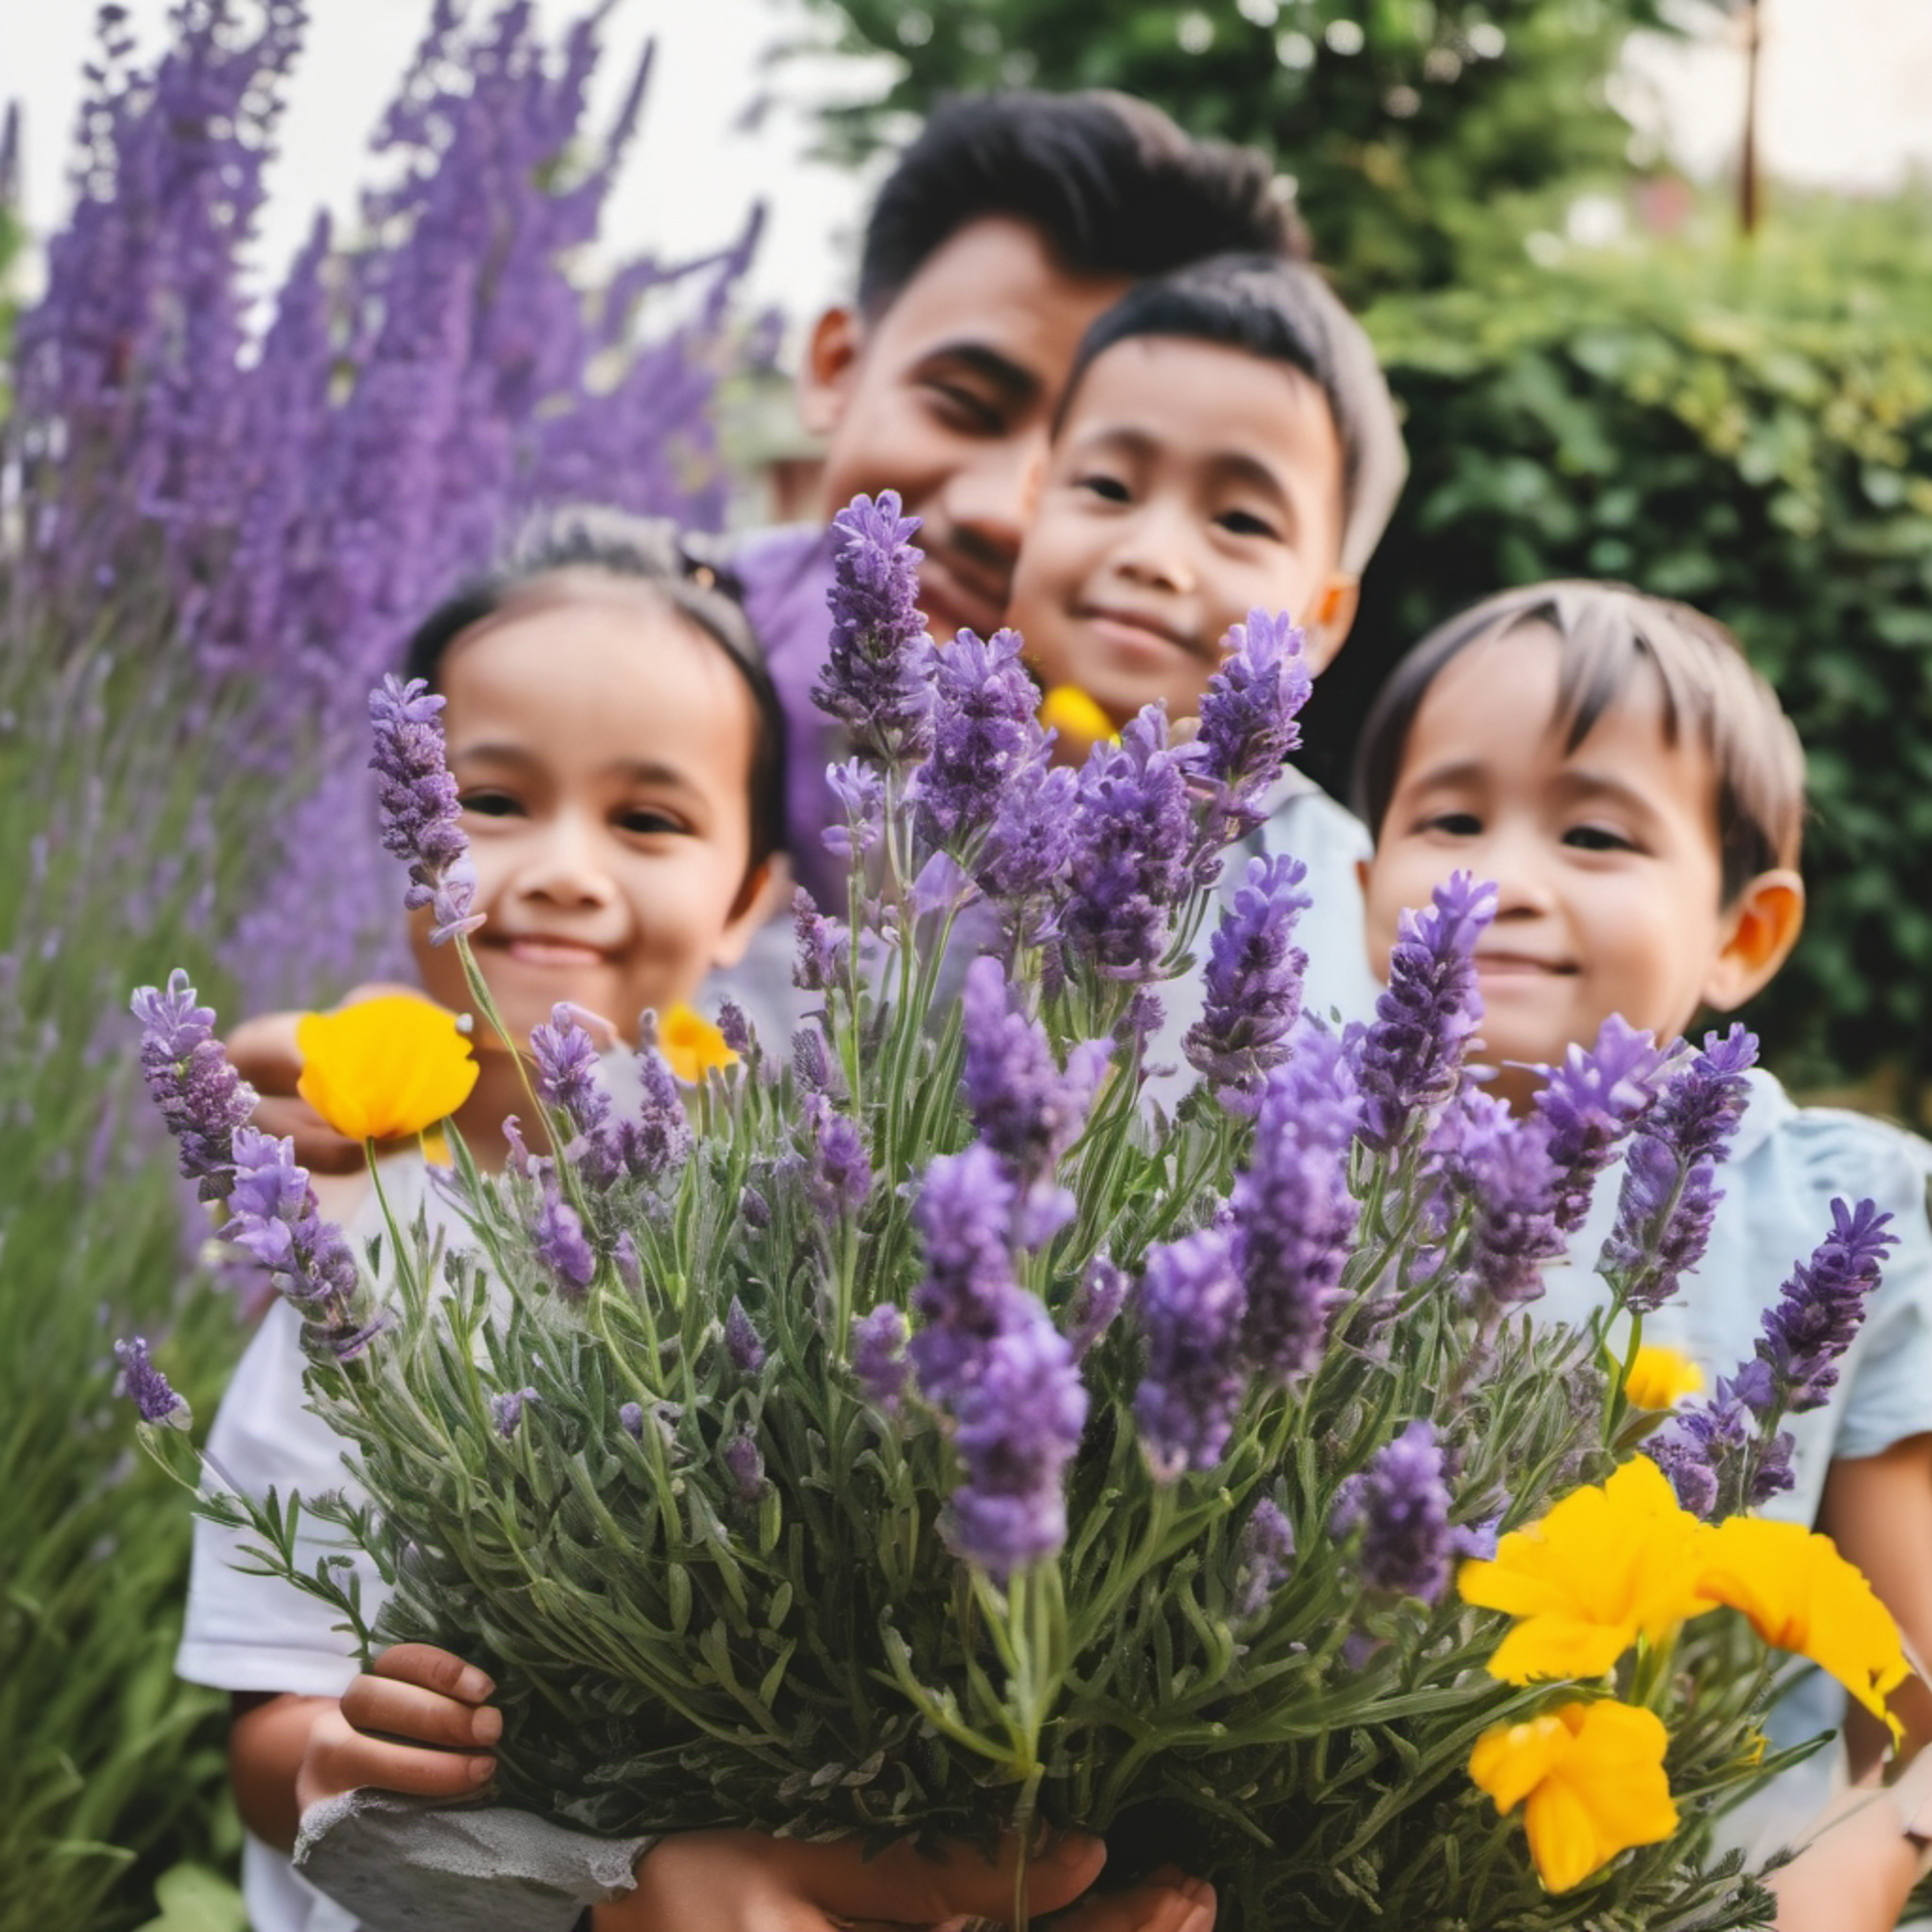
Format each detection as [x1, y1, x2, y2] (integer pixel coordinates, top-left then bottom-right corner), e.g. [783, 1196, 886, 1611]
[1079, 605, 1201, 660]
[1475, 953, 1575, 978]
[492, 936, 613, 968]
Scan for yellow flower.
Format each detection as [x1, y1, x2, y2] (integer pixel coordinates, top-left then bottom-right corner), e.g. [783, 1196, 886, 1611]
[658, 1003, 737, 1084]
[1459, 1457, 1709, 1682]
[1470, 1699, 1679, 1892]
[1037, 684, 1118, 756]
[296, 995, 479, 1143]
[1624, 1343, 1705, 1411]
[1696, 1516, 1909, 1738]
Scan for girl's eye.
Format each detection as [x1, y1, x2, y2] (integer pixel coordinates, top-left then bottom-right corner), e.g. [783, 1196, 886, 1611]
[619, 806, 686, 837]
[1075, 472, 1131, 503]
[1564, 823, 1635, 853]
[1216, 507, 1279, 540]
[459, 788, 523, 819]
[1424, 811, 1482, 837]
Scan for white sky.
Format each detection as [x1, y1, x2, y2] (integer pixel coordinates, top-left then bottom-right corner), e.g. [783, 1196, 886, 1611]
[3, 0, 1930, 346]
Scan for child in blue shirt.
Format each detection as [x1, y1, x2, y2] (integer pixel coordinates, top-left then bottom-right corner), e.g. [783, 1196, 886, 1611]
[1352, 579, 1932, 1924]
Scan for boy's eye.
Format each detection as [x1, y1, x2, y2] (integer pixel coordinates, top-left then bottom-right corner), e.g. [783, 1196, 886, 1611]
[1075, 472, 1131, 503]
[619, 805, 687, 837]
[1216, 506, 1279, 541]
[1423, 811, 1482, 837]
[1564, 823, 1635, 853]
[459, 788, 523, 819]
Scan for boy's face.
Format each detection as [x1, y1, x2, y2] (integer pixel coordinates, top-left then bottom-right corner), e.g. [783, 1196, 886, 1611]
[409, 579, 768, 1051]
[799, 216, 1130, 645]
[1005, 335, 1354, 729]
[1362, 625, 1762, 1100]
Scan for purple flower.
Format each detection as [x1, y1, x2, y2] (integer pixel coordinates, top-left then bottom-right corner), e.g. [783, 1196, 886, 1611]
[915, 626, 1048, 847]
[811, 491, 933, 759]
[1192, 610, 1311, 860]
[948, 1309, 1087, 1580]
[132, 970, 257, 1201]
[851, 1304, 910, 1411]
[619, 1401, 645, 1441]
[1442, 1090, 1567, 1312]
[725, 1297, 767, 1375]
[532, 1186, 595, 1295]
[1596, 1026, 1756, 1313]
[492, 1387, 539, 1440]
[368, 675, 483, 944]
[1355, 874, 1495, 1152]
[530, 1004, 622, 1185]
[1532, 1017, 1680, 1233]
[803, 1092, 873, 1220]
[223, 1127, 370, 1352]
[1233, 1496, 1297, 1619]
[908, 1145, 1023, 1405]
[1230, 1020, 1361, 1382]
[1060, 713, 1196, 983]
[717, 1000, 752, 1058]
[974, 756, 1079, 919]
[739, 1183, 771, 1231]
[1331, 1420, 1454, 1602]
[792, 890, 852, 994]
[724, 1429, 767, 1503]
[1183, 853, 1311, 1106]
[601, 1025, 692, 1182]
[1066, 1255, 1130, 1358]
[1134, 1227, 1250, 1479]
[115, 1336, 189, 1427]
[822, 759, 887, 863]
[1648, 1378, 1792, 1519]
[1748, 1196, 1895, 1417]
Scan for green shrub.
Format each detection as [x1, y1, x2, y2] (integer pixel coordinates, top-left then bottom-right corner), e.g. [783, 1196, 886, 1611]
[1305, 206, 1932, 1113]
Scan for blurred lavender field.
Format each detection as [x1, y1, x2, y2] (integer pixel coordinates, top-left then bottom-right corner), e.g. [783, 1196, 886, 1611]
[0, 4, 761, 1921]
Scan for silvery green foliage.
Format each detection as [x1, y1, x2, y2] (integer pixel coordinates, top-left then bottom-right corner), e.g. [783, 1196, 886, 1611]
[159, 510, 1824, 1930]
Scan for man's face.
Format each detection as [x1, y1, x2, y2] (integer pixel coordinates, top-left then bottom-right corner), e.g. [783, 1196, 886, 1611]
[800, 215, 1129, 643]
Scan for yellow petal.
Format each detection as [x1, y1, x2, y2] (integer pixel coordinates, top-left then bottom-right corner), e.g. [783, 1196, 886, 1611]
[658, 1002, 738, 1085]
[1486, 1614, 1643, 1686]
[1037, 684, 1118, 755]
[1697, 1517, 1908, 1737]
[1470, 1712, 1573, 1813]
[1624, 1343, 1705, 1411]
[297, 995, 479, 1142]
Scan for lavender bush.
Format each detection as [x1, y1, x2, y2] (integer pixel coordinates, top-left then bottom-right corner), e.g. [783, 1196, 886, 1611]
[138, 500, 1892, 1928]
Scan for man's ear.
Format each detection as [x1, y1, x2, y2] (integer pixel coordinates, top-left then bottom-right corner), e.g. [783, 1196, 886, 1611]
[797, 307, 864, 437]
[1304, 575, 1360, 675]
[1703, 869, 1805, 1011]
[712, 858, 788, 971]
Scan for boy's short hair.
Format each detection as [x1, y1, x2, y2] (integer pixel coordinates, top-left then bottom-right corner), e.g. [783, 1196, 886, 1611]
[1062, 252, 1407, 580]
[1351, 581, 1806, 899]
[399, 507, 787, 872]
[857, 91, 1306, 320]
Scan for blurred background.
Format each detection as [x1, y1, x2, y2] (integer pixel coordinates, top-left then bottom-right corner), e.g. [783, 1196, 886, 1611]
[2, 3, 1929, 1926]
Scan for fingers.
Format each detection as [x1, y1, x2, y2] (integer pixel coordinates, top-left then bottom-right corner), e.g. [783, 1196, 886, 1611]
[787, 1828, 1107, 1925]
[227, 1010, 306, 1093]
[340, 1675, 501, 1752]
[371, 1643, 497, 1705]
[1046, 1870, 1216, 1932]
[294, 1703, 494, 1815]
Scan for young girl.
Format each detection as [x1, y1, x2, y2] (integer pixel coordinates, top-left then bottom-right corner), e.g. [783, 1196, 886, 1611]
[184, 510, 1205, 1932]
[1352, 580, 1932, 1928]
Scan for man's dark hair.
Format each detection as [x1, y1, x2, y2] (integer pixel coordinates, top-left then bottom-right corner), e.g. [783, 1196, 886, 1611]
[857, 90, 1306, 319]
[1062, 252, 1407, 578]
[400, 507, 787, 874]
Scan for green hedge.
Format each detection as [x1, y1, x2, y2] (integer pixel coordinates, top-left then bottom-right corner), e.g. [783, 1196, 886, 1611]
[1299, 207, 1932, 1113]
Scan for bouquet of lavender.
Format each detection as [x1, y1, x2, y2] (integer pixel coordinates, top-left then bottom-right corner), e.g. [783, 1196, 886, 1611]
[131, 496, 1909, 1930]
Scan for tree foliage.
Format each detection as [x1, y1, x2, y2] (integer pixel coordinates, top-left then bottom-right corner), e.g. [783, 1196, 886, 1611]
[785, 0, 1683, 300]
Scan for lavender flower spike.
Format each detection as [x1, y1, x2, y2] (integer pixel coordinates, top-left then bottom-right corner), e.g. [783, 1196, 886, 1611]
[532, 1185, 596, 1296]
[132, 969, 257, 1200]
[1134, 1227, 1250, 1479]
[1532, 1016, 1679, 1234]
[1597, 1025, 1756, 1314]
[116, 1337, 190, 1429]
[908, 1144, 1023, 1405]
[1331, 1419, 1455, 1602]
[916, 625, 1048, 847]
[811, 491, 933, 759]
[1233, 1496, 1296, 1619]
[1355, 872, 1496, 1151]
[1183, 853, 1311, 1108]
[725, 1297, 768, 1375]
[851, 1304, 910, 1411]
[223, 1127, 372, 1356]
[1193, 609, 1312, 862]
[369, 674, 483, 944]
[1744, 1196, 1895, 1418]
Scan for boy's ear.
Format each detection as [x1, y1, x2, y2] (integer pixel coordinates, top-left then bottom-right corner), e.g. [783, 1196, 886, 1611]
[1702, 869, 1805, 1012]
[797, 307, 863, 437]
[1304, 576, 1360, 676]
[712, 859, 787, 971]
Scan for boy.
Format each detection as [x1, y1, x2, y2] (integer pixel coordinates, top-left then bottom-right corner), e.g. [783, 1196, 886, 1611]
[1351, 580, 1932, 1889]
[1006, 249, 1408, 1030]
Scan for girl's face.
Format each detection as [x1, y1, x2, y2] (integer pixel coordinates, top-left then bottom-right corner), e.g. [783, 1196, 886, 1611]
[409, 576, 768, 1052]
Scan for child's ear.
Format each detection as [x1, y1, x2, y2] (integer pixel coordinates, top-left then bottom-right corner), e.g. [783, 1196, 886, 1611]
[711, 859, 787, 971]
[1304, 576, 1360, 675]
[1702, 869, 1805, 1011]
[797, 307, 863, 437]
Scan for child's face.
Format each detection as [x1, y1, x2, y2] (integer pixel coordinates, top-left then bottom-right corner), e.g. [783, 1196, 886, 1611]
[1362, 625, 1770, 1102]
[1005, 334, 1354, 730]
[409, 577, 768, 1052]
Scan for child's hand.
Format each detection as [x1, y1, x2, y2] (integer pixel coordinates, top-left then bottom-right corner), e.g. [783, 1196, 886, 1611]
[227, 983, 423, 1174]
[294, 1642, 501, 1815]
[597, 1826, 1108, 1930]
[1045, 1866, 1216, 1932]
